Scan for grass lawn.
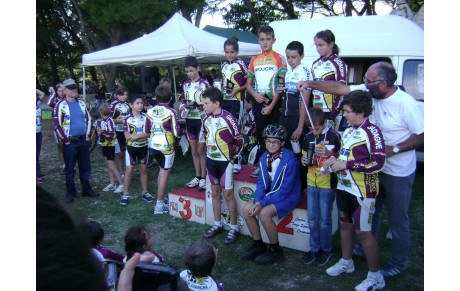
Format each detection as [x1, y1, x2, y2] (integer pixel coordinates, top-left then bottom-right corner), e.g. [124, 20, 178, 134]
[37, 117, 424, 291]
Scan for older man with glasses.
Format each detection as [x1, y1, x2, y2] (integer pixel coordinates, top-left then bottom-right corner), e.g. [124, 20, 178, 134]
[53, 79, 100, 203]
[297, 61, 424, 279]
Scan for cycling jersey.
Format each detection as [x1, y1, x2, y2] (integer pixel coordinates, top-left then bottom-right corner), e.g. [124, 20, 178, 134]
[144, 104, 183, 155]
[110, 99, 130, 132]
[47, 92, 65, 108]
[123, 112, 147, 147]
[282, 63, 312, 116]
[302, 128, 341, 189]
[200, 110, 243, 162]
[311, 54, 347, 118]
[53, 99, 92, 144]
[179, 78, 210, 120]
[180, 270, 224, 291]
[335, 119, 386, 198]
[221, 58, 249, 101]
[99, 116, 117, 146]
[247, 50, 287, 99]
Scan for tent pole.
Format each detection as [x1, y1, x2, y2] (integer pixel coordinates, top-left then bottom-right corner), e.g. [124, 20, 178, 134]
[82, 65, 86, 102]
[172, 66, 177, 100]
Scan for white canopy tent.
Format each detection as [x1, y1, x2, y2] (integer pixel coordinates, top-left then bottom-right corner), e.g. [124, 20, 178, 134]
[81, 13, 261, 97]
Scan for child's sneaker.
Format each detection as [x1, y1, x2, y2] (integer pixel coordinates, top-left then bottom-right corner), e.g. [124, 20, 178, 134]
[185, 177, 200, 188]
[233, 164, 242, 174]
[120, 195, 129, 206]
[355, 271, 385, 291]
[153, 203, 169, 214]
[103, 184, 116, 192]
[314, 251, 333, 266]
[250, 168, 260, 177]
[198, 179, 206, 191]
[326, 258, 355, 276]
[114, 185, 124, 193]
[142, 193, 155, 203]
[301, 251, 319, 265]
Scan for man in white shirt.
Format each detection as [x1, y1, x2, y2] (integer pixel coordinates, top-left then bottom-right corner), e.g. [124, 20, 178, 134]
[297, 62, 424, 279]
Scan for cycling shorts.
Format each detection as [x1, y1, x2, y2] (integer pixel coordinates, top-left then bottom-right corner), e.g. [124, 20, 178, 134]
[116, 131, 126, 151]
[185, 119, 202, 140]
[125, 146, 148, 166]
[101, 146, 115, 161]
[336, 189, 375, 232]
[152, 149, 175, 170]
[206, 158, 233, 189]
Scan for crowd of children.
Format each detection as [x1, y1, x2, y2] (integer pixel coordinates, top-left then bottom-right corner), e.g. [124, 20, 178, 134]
[41, 25, 397, 291]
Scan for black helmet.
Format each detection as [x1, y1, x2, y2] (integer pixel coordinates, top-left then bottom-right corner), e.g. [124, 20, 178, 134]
[262, 124, 287, 141]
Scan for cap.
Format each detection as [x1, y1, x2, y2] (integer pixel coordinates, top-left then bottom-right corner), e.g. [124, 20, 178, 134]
[63, 79, 78, 89]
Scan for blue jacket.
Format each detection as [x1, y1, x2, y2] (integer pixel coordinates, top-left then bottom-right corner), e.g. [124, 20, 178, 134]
[254, 148, 302, 218]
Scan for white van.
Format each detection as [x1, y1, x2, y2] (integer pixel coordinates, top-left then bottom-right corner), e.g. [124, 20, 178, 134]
[270, 15, 424, 161]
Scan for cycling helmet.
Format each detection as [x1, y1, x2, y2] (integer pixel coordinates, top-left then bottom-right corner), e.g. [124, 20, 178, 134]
[262, 124, 287, 141]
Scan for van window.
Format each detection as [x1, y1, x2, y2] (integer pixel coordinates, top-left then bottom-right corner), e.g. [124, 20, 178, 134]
[402, 60, 424, 101]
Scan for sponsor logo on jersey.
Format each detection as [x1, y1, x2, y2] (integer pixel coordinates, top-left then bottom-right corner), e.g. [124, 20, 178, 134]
[334, 57, 346, 76]
[255, 66, 276, 72]
[367, 126, 383, 149]
[238, 187, 255, 202]
[225, 115, 239, 133]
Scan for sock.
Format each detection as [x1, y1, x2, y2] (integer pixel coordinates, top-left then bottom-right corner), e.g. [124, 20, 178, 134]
[142, 190, 147, 195]
[214, 221, 223, 227]
[61, 164, 65, 169]
[230, 224, 239, 232]
[123, 191, 129, 196]
[341, 258, 353, 265]
[270, 243, 281, 252]
[253, 239, 264, 246]
[156, 199, 164, 206]
[368, 270, 382, 279]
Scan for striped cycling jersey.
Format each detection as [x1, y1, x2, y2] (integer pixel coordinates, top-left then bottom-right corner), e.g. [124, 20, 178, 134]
[335, 119, 386, 198]
[180, 77, 210, 120]
[123, 112, 147, 147]
[144, 104, 183, 154]
[36, 96, 42, 133]
[200, 110, 243, 162]
[311, 54, 347, 117]
[221, 58, 249, 101]
[282, 63, 312, 116]
[99, 116, 117, 146]
[110, 99, 130, 131]
[247, 50, 287, 99]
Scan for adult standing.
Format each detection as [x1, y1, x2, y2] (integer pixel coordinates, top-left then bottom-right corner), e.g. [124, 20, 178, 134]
[95, 80, 107, 110]
[36, 89, 45, 183]
[53, 79, 100, 203]
[297, 61, 424, 278]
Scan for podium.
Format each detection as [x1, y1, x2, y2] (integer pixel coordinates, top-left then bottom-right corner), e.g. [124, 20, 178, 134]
[169, 166, 338, 252]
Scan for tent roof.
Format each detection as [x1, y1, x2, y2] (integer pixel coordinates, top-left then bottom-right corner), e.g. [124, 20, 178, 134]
[202, 25, 258, 44]
[82, 13, 260, 66]
[271, 15, 423, 58]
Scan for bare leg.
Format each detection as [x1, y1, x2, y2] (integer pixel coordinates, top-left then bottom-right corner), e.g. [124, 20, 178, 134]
[115, 151, 125, 176]
[107, 159, 123, 185]
[357, 230, 380, 272]
[243, 202, 261, 240]
[189, 139, 201, 177]
[259, 205, 278, 244]
[57, 143, 65, 167]
[211, 185, 222, 222]
[223, 188, 237, 225]
[139, 164, 148, 192]
[198, 142, 207, 178]
[157, 169, 171, 200]
[340, 221, 355, 260]
[123, 166, 134, 192]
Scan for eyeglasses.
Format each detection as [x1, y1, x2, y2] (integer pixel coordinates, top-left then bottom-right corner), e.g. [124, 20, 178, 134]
[363, 77, 384, 84]
[265, 139, 281, 146]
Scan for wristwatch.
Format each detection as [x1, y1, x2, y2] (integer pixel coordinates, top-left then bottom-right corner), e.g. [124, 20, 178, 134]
[392, 145, 400, 154]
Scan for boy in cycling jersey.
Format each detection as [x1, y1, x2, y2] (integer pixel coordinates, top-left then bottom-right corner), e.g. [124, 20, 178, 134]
[246, 25, 287, 178]
[200, 87, 243, 244]
[145, 85, 184, 214]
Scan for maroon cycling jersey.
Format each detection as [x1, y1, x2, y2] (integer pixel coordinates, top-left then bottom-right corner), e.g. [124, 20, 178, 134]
[180, 77, 210, 120]
[123, 112, 147, 147]
[334, 119, 386, 198]
[99, 116, 116, 146]
[200, 109, 243, 162]
[221, 58, 249, 101]
[110, 99, 130, 131]
[47, 92, 65, 108]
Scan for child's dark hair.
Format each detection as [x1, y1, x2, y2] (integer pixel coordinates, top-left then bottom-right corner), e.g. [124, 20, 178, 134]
[184, 56, 199, 68]
[184, 239, 216, 277]
[224, 36, 239, 51]
[159, 76, 172, 86]
[286, 41, 304, 55]
[306, 108, 326, 127]
[116, 86, 128, 96]
[128, 94, 143, 104]
[315, 29, 339, 55]
[155, 85, 172, 103]
[98, 103, 111, 117]
[125, 225, 149, 260]
[258, 25, 275, 38]
[202, 87, 223, 106]
[342, 90, 373, 117]
[78, 220, 104, 248]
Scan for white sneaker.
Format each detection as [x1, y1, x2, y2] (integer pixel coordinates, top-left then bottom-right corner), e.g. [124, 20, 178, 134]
[326, 258, 355, 277]
[386, 231, 392, 240]
[233, 164, 242, 174]
[114, 185, 124, 193]
[355, 272, 385, 291]
[185, 177, 199, 188]
[103, 184, 116, 192]
[154, 203, 169, 214]
[198, 179, 206, 191]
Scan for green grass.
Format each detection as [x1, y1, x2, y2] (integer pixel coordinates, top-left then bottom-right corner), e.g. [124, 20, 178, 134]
[38, 118, 424, 290]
